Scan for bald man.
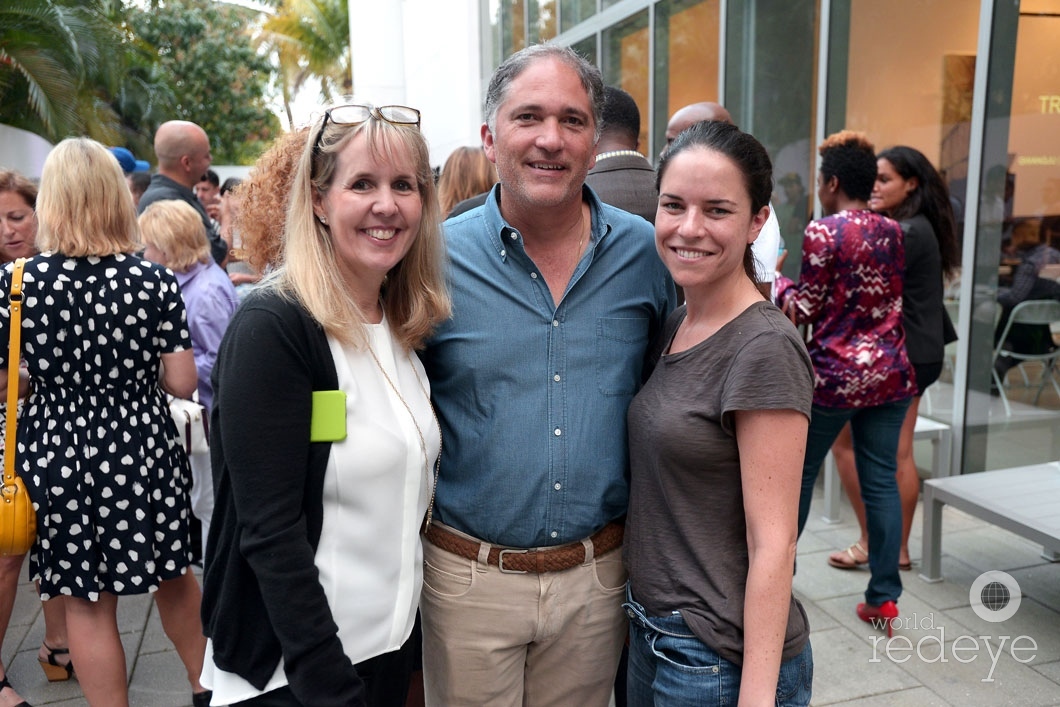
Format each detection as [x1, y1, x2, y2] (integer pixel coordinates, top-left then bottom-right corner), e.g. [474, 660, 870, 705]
[664, 101, 732, 147]
[664, 103, 782, 300]
[138, 120, 228, 265]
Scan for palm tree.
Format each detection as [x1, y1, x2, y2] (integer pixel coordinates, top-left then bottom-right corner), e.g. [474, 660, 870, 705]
[257, 0, 352, 128]
[0, 0, 84, 140]
[0, 0, 170, 147]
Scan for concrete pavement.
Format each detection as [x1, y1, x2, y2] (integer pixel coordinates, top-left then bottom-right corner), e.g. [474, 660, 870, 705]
[4, 478, 1060, 706]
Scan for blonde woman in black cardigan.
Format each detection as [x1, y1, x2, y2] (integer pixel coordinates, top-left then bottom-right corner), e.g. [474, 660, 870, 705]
[200, 104, 449, 707]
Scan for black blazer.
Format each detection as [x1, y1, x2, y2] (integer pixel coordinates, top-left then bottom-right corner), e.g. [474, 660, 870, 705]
[900, 213, 949, 365]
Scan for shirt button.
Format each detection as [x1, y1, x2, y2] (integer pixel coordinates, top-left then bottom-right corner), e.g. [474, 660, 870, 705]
[554, 428, 562, 436]
[500, 249, 506, 257]
[551, 531, 558, 539]
[510, 232, 518, 240]
[552, 320, 559, 327]
[554, 482, 561, 490]
[553, 374, 560, 382]
[531, 272, 538, 279]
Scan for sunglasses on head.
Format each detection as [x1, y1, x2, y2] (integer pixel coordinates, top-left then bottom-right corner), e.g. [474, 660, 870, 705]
[312, 104, 421, 155]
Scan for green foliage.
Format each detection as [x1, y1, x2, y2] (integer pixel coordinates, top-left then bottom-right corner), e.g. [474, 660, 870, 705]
[0, 0, 173, 157]
[128, 0, 281, 164]
[0, 0, 89, 139]
[259, 0, 351, 129]
[0, 0, 347, 165]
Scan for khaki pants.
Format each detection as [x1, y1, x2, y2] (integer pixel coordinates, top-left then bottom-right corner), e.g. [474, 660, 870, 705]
[420, 528, 627, 707]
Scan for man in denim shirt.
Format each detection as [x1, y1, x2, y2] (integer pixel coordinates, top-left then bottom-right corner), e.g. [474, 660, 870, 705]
[419, 44, 675, 706]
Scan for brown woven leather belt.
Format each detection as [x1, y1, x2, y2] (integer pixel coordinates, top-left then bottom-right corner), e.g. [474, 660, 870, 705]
[424, 520, 624, 574]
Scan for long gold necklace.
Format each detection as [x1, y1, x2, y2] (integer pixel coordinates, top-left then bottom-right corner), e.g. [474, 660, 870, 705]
[366, 343, 441, 530]
[572, 206, 589, 267]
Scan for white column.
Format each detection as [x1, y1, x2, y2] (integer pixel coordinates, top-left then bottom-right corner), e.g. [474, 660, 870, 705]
[349, 0, 407, 104]
[347, 0, 484, 166]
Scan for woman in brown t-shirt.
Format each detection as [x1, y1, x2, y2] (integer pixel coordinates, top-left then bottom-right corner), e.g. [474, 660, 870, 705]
[624, 121, 814, 705]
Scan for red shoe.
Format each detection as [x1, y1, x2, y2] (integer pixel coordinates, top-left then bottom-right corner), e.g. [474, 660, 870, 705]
[857, 600, 899, 637]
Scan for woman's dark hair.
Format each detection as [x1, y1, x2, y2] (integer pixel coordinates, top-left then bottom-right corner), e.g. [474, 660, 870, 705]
[220, 176, 243, 196]
[656, 119, 773, 283]
[818, 130, 877, 202]
[876, 146, 960, 277]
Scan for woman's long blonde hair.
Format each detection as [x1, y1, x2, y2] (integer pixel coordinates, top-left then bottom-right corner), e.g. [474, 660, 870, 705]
[276, 114, 450, 350]
[36, 138, 140, 257]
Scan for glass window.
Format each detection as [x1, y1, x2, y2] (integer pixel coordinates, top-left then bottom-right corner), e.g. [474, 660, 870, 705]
[652, 0, 721, 161]
[529, 0, 558, 43]
[828, 0, 1060, 474]
[727, 0, 816, 280]
[502, 0, 528, 57]
[560, 0, 596, 34]
[837, 1, 979, 213]
[602, 10, 650, 153]
[571, 35, 597, 66]
[487, 0, 504, 70]
[1009, 9, 1060, 235]
[966, 1, 1060, 471]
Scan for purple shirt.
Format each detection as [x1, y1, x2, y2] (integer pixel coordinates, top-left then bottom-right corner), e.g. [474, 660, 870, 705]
[174, 260, 239, 412]
[776, 209, 915, 408]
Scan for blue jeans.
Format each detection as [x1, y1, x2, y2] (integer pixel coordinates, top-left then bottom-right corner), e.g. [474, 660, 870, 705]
[796, 399, 911, 606]
[623, 589, 812, 707]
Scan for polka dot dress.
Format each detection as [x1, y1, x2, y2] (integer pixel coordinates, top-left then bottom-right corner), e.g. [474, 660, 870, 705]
[0, 254, 194, 601]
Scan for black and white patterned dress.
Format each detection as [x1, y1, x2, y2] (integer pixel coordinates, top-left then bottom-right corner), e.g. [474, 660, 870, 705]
[0, 253, 194, 601]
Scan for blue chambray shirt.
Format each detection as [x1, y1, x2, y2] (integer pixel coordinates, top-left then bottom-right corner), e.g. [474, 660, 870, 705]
[421, 185, 676, 548]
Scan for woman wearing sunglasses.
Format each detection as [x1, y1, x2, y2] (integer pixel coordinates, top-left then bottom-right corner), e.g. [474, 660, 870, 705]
[200, 104, 450, 707]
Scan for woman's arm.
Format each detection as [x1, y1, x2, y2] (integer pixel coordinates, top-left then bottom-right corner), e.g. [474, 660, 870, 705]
[154, 265, 197, 399]
[229, 271, 261, 286]
[186, 276, 237, 393]
[775, 221, 836, 324]
[159, 349, 197, 399]
[734, 407, 808, 707]
[0, 366, 29, 400]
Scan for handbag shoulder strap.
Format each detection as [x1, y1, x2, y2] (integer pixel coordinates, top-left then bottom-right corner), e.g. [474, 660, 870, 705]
[5, 258, 26, 485]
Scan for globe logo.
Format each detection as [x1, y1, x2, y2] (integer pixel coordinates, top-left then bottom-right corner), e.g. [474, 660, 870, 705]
[980, 581, 1010, 612]
[970, 571, 1021, 622]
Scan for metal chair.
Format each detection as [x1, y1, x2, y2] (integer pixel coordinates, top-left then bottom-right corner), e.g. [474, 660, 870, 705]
[992, 299, 1060, 415]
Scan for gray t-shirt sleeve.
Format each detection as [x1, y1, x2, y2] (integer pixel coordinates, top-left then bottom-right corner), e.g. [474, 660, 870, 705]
[719, 313, 814, 437]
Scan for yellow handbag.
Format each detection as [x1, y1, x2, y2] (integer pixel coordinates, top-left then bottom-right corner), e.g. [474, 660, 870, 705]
[0, 258, 37, 556]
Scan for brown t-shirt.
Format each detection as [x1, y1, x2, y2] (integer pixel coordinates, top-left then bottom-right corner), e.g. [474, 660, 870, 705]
[625, 300, 814, 665]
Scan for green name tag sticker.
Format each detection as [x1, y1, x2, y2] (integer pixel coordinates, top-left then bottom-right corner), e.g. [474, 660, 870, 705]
[310, 390, 347, 442]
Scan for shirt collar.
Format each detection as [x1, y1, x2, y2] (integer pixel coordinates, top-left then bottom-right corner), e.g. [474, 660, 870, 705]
[482, 184, 612, 262]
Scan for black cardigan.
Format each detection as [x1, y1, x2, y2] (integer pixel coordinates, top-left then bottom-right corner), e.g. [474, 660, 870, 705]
[201, 287, 365, 705]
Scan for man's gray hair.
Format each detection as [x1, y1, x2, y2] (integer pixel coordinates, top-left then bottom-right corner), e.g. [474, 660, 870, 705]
[484, 44, 605, 140]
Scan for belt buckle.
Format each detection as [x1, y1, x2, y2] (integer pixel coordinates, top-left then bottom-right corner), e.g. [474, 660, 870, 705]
[498, 548, 529, 574]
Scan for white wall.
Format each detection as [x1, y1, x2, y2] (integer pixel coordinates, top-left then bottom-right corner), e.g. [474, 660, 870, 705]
[402, 0, 484, 168]
[0, 125, 54, 180]
[347, 0, 483, 169]
[212, 165, 254, 184]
